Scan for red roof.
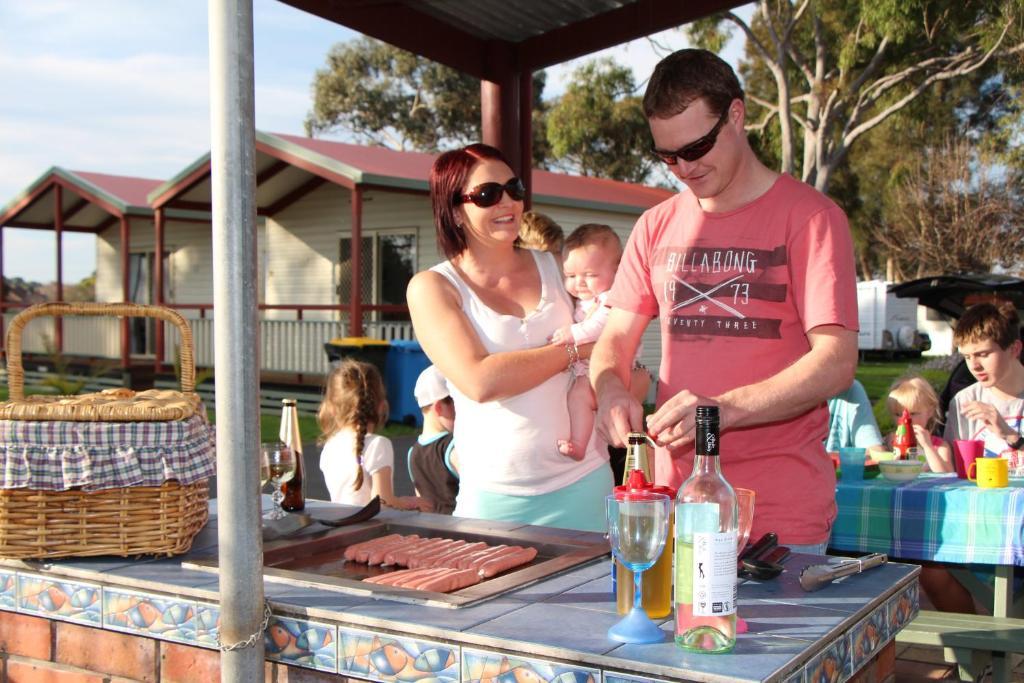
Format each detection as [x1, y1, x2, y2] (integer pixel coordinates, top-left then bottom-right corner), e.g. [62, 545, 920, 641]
[71, 171, 164, 208]
[272, 133, 673, 211]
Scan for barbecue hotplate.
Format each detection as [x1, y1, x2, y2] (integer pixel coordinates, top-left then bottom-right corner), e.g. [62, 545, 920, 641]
[184, 515, 609, 608]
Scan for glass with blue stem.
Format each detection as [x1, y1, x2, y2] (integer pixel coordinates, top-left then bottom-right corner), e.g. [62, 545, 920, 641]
[606, 490, 671, 643]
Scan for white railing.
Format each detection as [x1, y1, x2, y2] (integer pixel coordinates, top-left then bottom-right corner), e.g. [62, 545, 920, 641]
[3, 313, 414, 376]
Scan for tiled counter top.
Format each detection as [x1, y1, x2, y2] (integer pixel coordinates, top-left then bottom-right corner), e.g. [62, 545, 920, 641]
[0, 500, 919, 683]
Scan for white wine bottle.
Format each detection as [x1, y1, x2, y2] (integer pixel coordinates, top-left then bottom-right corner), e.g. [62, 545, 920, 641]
[674, 405, 738, 653]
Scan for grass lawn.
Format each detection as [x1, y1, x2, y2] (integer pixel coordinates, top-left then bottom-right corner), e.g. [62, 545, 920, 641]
[855, 357, 951, 433]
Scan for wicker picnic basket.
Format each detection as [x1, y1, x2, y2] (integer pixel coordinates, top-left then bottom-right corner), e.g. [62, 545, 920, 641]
[0, 302, 216, 559]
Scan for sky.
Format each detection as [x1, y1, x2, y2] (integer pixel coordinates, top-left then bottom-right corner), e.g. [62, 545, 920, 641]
[0, 0, 749, 284]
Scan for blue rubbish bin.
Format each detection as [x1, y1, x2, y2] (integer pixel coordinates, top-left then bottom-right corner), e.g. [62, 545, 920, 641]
[385, 340, 431, 426]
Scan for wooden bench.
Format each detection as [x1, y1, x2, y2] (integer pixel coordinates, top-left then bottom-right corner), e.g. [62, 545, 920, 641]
[896, 609, 1024, 682]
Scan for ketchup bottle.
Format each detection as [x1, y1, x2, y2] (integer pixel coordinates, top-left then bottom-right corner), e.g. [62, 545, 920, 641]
[892, 408, 917, 460]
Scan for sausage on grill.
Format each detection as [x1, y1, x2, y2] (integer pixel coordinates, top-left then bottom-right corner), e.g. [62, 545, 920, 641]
[415, 568, 482, 593]
[479, 547, 538, 577]
[343, 534, 402, 561]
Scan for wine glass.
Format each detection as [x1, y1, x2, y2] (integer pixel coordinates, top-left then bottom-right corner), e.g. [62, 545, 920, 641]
[606, 491, 671, 643]
[735, 487, 755, 634]
[261, 442, 295, 520]
[259, 452, 271, 491]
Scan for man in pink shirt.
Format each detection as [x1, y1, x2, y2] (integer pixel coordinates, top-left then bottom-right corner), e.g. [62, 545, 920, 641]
[592, 49, 859, 551]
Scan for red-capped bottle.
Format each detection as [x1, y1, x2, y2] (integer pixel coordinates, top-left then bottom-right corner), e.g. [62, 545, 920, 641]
[892, 408, 917, 460]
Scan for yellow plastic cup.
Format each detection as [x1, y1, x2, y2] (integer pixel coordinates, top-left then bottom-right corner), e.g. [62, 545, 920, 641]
[968, 457, 1009, 488]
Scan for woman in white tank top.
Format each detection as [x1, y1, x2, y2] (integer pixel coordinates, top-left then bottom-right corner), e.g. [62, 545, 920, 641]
[406, 144, 610, 531]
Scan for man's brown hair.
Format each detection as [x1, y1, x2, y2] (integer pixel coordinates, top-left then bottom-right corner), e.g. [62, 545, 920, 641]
[953, 301, 1021, 349]
[643, 48, 744, 120]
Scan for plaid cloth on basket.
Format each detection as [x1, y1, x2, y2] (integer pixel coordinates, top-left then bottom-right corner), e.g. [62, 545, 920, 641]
[831, 473, 1024, 567]
[0, 413, 215, 491]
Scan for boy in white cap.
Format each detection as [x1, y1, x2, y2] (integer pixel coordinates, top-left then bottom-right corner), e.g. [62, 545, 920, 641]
[408, 365, 459, 514]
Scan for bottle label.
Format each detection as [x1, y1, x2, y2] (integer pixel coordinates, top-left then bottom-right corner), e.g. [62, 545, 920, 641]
[690, 531, 737, 617]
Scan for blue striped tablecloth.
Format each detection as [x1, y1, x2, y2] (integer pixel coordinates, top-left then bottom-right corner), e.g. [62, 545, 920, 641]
[830, 473, 1024, 566]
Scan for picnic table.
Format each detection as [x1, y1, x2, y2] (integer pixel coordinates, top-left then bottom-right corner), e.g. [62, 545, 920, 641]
[830, 472, 1024, 681]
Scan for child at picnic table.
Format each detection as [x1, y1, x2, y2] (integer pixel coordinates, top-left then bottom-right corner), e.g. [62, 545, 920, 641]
[317, 359, 432, 511]
[550, 224, 651, 459]
[920, 302, 1024, 614]
[885, 374, 953, 472]
[944, 301, 1024, 466]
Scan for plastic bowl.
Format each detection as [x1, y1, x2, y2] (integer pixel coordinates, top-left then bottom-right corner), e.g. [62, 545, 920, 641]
[879, 459, 923, 482]
[872, 450, 898, 463]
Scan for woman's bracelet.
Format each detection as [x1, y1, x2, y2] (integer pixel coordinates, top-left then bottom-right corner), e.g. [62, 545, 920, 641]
[564, 342, 579, 370]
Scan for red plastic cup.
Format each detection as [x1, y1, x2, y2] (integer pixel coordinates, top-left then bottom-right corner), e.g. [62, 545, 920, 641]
[953, 440, 984, 479]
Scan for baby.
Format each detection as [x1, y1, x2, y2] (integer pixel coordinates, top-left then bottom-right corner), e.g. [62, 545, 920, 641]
[550, 224, 622, 459]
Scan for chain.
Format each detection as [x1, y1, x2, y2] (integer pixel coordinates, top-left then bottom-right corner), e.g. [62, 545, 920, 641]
[218, 600, 273, 652]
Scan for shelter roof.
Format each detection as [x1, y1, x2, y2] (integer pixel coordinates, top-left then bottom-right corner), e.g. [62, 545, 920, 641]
[149, 131, 674, 215]
[0, 167, 165, 233]
[278, 0, 746, 78]
[890, 274, 1024, 319]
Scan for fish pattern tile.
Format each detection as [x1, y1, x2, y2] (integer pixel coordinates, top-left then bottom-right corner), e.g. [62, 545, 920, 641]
[338, 627, 458, 683]
[194, 601, 221, 649]
[849, 603, 889, 672]
[104, 587, 197, 644]
[0, 570, 15, 611]
[802, 632, 851, 683]
[886, 581, 918, 635]
[17, 573, 101, 625]
[462, 647, 599, 683]
[265, 614, 337, 672]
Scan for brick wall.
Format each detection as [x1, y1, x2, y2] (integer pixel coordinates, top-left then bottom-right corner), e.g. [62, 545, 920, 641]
[0, 611, 348, 682]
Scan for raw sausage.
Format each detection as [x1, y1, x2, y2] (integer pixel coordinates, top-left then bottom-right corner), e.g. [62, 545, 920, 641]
[415, 568, 482, 593]
[363, 568, 440, 586]
[396, 537, 450, 566]
[366, 534, 419, 565]
[429, 541, 487, 568]
[479, 547, 538, 577]
[357, 535, 409, 564]
[455, 545, 508, 569]
[468, 545, 521, 571]
[343, 533, 402, 561]
[410, 539, 467, 568]
[386, 537, 442, 566]
[393, 567, 452, 588]
[408, 539, 462, 568]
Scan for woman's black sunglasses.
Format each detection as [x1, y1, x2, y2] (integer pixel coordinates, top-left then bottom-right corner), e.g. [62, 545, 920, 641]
[651, 108, 730, 165]
[455, 178, 526, 207]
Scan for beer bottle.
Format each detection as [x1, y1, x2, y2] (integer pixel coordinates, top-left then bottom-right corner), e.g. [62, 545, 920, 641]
[622, 432, 653, 484]
[279, 398, 305, 511]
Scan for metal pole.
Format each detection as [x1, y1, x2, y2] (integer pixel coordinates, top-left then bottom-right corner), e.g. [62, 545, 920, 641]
[154, 208, 166, 373]
[54, 184, 64, 351]
[208, 1, 265, 681]
[120, 216, 130, 371]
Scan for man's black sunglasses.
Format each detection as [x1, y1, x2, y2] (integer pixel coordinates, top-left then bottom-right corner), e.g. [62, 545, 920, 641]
[651, 108, 730, 165]
[455, 178, 526, 207]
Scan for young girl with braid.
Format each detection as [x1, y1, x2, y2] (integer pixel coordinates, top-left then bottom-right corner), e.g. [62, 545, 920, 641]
[317, 360, 431, 510]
